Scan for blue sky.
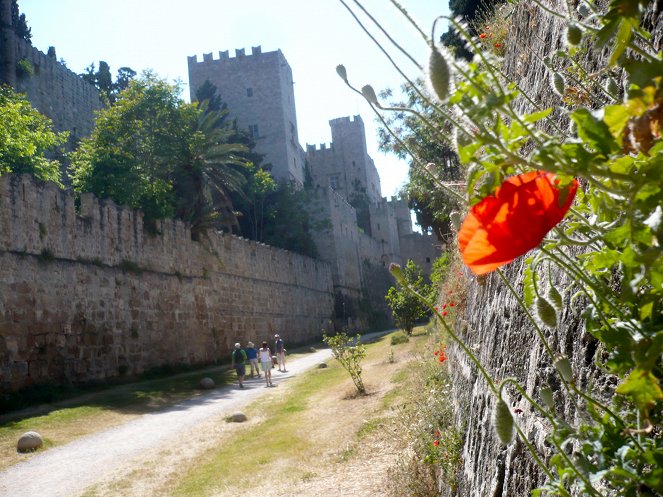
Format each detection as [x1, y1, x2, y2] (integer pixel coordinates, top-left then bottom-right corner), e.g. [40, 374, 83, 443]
[20, 0, 448, 198]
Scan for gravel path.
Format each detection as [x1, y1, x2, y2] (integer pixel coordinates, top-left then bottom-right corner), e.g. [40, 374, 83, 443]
[0, 348, 334, 497]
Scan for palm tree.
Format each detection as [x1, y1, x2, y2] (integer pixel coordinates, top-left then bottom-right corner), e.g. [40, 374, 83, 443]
[172, 106, 251, 239]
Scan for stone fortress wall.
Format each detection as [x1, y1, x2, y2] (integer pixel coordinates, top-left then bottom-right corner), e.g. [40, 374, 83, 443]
[0, 174, 335, 393]
[0, 0, 101, 139]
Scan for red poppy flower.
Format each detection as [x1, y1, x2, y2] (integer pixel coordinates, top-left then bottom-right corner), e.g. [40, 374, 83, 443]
[494, 42, 503, 49]
[435, 430, 441, 438]
[479, 33, 487, 39]
[433, 440, 440, 447]
[449, 302, 456, 307]
[442, 304, 448, 309]
[442, 311, 448, 317]
[458, 172, 578, 275]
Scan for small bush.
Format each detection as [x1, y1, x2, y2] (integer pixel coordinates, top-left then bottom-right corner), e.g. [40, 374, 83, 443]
[16, 58, 34, 78]
[390, 333, 410, 345]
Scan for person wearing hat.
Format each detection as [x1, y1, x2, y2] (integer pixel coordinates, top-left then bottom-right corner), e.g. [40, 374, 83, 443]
[274, 334, 286, 372]
[245, 341, 260, 378]
[231, 343, 247, 389]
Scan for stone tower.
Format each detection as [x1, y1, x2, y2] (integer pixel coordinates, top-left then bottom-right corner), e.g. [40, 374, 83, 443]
[306, 115, 382, 205]
[187, 46, 305, 184]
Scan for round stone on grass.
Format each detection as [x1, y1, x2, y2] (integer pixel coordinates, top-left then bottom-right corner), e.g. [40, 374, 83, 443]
[228, 412, 247, 423]
[17, 431, 43, 453]
[199, 377, 215, 389]
[318, 363, 328, 369]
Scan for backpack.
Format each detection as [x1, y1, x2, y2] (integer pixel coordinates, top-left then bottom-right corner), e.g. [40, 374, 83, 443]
[234, 349, 244, 363]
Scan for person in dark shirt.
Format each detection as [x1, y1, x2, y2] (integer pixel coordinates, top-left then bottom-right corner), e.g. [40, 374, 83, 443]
[274, 334, 286, 372]
[231, 342, 247, 388]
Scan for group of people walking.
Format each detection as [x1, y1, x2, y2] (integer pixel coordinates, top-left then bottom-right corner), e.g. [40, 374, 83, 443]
[231, 334, 287, 388]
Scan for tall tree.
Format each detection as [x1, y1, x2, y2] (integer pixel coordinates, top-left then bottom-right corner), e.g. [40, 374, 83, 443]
[378, 80, 462, 238]
[69, 72, 251, 232]
[80, 61, 136, 105]
[10, 0, 31, 42]
[0, 86, 67, 184]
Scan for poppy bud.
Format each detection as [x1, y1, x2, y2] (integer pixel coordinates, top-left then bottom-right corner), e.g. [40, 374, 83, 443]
[336, 64, 348, 83]
[361, 85, 379, 106]
[547, 285, 563, 310]
[577, 2, 592, 17]
[536, 296, 558, 327]
[449, 211, 461, 230]
[429, 46, 450, 101]
[389, 263, 406, 285]
[566, 24, 582, 46]
[540, 386, 554, 408]
[551, 72, 565, 97]
[554, 355, 574, 383]
[605, 77, 619, 97]
[493, 399, 514, 445]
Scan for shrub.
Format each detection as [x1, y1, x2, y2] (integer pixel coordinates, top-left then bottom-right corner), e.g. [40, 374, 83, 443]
[323, 332, 366, 394]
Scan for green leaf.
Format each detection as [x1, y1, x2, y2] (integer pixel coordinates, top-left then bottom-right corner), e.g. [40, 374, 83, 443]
[571, 108, 618, 156]
[615, 368, 663, 412]
[523, 108, 553, 124]
[603, 105, 631, 141]
[609, 17, 638, 66]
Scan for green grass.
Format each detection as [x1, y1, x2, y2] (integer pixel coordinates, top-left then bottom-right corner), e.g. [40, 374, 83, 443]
[173, 363, 347, 496]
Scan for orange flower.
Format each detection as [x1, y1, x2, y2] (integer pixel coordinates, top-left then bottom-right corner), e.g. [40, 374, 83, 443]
[479, 33, 487, 39]
[458, 172, 578, 275]
[494, 42, 503, 49]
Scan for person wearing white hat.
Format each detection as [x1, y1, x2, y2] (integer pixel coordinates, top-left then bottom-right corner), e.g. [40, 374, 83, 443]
[231, 343, 247, 388]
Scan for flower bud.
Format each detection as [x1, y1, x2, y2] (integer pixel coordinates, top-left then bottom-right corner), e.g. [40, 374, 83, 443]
[605, 77, 619, 96]
[547, 285, 563, 310]
[551, 72, 565, 97]
[493, 399, 514, 445]
[536, 296, 558, 327]
[540, 386, 554, 408]
[566, 24, 582, 46]
[554, 355, 574, 383]
[389, 263, 406, 285]
[449, 211, 462, 230]
[361, 85, 379, 106]
[336, 64, 348, 83]
[429, 46, 450, 101]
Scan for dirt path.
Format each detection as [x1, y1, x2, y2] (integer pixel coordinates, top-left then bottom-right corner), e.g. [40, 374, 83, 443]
[0, 349, 335, 497]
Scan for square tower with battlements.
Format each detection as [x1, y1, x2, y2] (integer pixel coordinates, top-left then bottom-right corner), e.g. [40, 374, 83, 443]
[188, 46, 305, 184]
[306, 115, 382, 205]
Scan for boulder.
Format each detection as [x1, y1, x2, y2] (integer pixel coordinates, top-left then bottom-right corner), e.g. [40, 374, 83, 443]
[318, 362, 328, 369]
[17, 431, 43, 453]
[199, 377, 215, 389]
[228, 412, 247, 423]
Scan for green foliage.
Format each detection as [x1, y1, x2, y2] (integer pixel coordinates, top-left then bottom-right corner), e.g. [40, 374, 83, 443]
[390, 332, 410, 345]
[81, 61, 136, 105]
[15, 58, 34, 79]
[10, 0, 31, 42]
[69, 73, 251, 233]
[322, 332, 367, 394]
[0, 86, 68, 185]
[378, 81, 462, 236]
[385, 260, 432, 335]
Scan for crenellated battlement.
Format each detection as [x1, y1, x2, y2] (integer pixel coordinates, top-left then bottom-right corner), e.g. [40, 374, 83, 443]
[188, 45, 279, 66]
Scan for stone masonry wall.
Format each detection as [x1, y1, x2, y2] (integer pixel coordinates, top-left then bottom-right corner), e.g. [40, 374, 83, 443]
[0, 24, 102, 139]
[0, 174, 334, 393]
[445, 2, 662, 495]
